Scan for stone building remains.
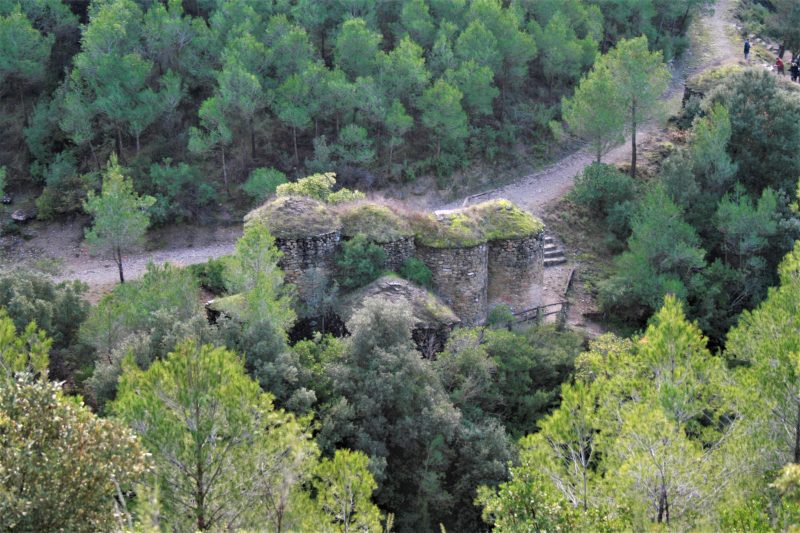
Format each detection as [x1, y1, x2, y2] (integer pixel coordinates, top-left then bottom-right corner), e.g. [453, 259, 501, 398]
[244, 195, 545, 327]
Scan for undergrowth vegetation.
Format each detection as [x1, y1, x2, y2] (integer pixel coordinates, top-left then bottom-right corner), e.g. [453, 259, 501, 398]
[574, 69, 800, 345]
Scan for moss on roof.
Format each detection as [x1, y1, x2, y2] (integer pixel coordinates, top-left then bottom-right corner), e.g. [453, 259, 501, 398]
[411, 211, 484, 248]
[478, 199, 545, 241]
[244, 195, 341, 239]
[206, 294, 246, 320]
[337, 202, 414, 243]
[337, 276, 459, 327]
[412, 199, 543, 248]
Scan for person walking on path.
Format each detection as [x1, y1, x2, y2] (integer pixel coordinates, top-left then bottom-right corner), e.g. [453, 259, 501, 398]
[744, 38, 751, 63]
[776, 56, 785, 76]
[791, 58, 799, 82]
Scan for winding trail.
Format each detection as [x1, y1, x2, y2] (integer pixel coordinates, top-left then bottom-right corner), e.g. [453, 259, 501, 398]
[2, 0, 740, 296]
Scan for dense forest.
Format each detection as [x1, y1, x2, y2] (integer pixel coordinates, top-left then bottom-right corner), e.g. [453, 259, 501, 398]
[12, 0, 800, 532]
[1, 0, 704, 221]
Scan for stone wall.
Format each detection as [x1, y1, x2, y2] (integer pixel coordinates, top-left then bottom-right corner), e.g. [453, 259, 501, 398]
[488, 233, 544, 312]
[416, 243, 489, 326]
[380, 236, 416, 272]
[276, 230, 341, 285]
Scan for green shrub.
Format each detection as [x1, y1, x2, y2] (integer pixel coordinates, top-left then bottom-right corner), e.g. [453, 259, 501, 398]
[487, 304, 515, 327]
[571, 163, 636, 215]
[188, 257, 229, 295]
[398, 257, 433, 288]
[334, 124, 375, 167]
[0, 166, 6, 197]
[305, 135, 334, 174]
[570, 163, 637, 238]
[0, 271, 89, 379]
[276, 172, 364, 204]
[242, 167, 287, 202]
[145, 159, 216, 225]
[335, 234, 387, 290]
[676, 95, 703, 129]
[35, 153, 89, 219]
[0, 219, 19, 237]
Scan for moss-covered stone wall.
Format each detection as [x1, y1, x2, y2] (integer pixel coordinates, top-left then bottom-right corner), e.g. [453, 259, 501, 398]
[379, 236, 416, 272]
[488, 234, 544, 312]
[416, 243, 489, 326]
[276, 230, 341, 286]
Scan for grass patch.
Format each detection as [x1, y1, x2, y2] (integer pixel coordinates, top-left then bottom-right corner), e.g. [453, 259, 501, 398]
[206, 293, 246, 320]
[412, 199, 544, 248]
[337, 202, 413, 243]
[411, 211, 485, 248]
[244, 195, 340, 239]
[479, 199, 545, 241]
[33, 257, 64, 276]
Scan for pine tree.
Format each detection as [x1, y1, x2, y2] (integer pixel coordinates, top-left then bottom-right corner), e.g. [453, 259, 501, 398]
[83, 155, 155, 283]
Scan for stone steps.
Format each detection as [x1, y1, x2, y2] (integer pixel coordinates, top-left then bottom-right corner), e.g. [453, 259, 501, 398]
[544, 257, 567, 267]
[543, 234, 566, 268]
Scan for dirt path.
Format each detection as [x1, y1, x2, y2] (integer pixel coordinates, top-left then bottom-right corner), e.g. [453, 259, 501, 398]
[1, 219, 239, 301]
[1, 0, 739, 297]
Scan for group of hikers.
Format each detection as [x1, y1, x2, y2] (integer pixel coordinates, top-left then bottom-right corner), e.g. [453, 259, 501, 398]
[744, 38, 800, 81]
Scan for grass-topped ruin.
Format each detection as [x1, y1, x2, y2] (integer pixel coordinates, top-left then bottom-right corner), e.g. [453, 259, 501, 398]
[338, 202, 414, 244]
[244, 195, 340, 239]
[411, 199, 545, 249]
[242, 174, 546, 326]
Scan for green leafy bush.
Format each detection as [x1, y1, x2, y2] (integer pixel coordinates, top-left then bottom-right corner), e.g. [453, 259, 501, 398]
[335, 234, 387, 290]
[242, 167, 287, 202]
[0, 271, 89, 379]
[571, 163, 636, 215]
[276, 172, 364, 204]
[35, 153, 89, 220]
[0, 166, 6, 197]
[487, 304, 515, 327]
[334, 124, 375, 167]
[145, 159, 216, 224]
[398, 257, 433, 288]
[570, 162, 637, 238]
[189, 257, 229, 295]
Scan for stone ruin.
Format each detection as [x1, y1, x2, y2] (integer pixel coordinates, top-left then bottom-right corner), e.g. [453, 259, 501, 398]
[488, 232, 544, 312]
[405, 200, 545, 324]
[244, 196, 341, 283]
[243, 195, 546, 330]
[337, 276, 461, 357]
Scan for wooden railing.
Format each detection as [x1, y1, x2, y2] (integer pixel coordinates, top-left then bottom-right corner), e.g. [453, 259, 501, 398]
[512, 301, 568, 328]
